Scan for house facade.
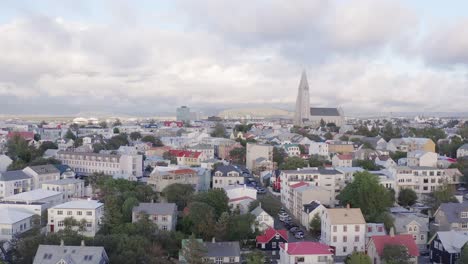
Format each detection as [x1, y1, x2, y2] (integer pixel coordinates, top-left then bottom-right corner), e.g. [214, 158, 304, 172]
[41, 179, 85, 199]
[251, 205, 274, 232]
[148, 167, 198, 192]
[213, 165, 245, 189]
[0, 170, 32, 198]
[23, 165, 61, 189]
[367, 232, 419, 264]
[278, 242, 334, 264]
[429, 230, 468, 264]
[132, 203, 177, 231]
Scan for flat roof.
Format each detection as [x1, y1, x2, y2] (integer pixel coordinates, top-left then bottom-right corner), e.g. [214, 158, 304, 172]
[2, 189, 63, 202]
[51, 200, 103, 210]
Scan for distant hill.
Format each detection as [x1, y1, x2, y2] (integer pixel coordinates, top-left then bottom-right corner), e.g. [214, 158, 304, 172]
[218, 108, 293, 119]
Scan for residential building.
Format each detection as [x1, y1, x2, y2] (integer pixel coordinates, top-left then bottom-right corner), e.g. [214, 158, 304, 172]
[327, 141, 354, 154]
[33, 243, 109, 264]
[393, 212, 429, 250]
[148, 166, 198, 192]
[176, 106, 191, 122]
[308, 142, 329, 157]
[0, 170, 32, 198]
[41, 179, 85, 199]
[279, 242, 334, 264]
[365, 223, 386, 244]
[286, 182, 333, 220]
[0, 154, 12, 172]
[320, 206, 366, 256]
[457, 144, 468, 159]
[2, 189, 66, 207]
[301, 201, 326, 231]
[251, 205, 274, 232]
[375, 155, 396, 168]
[246, 143, 273, 170]
[187, 144, 215, 159]
[332, 154, 353, 167]
[256, 228, 288, 258]
[367, 230, 419, 264]
[387, 138, 436, 153]
[252, 157, 276, 174]
[407, 151, 438, 167]
[23, 165, 60, 189]
[433, 201, 468, 232]
[179, 239, 241, 264]
[280, 168, 344, 208]
[132, 202, 177, 231]
[213, 165, 244, 189]
[429, 230, 468, 264]
[283, 144, 300, 157]
[169, 150, 206, 166]
[48, 200, 104, 237]
[224, 185, 257, 214]
[57, 150, 143, 180]
[0, 207, 35, 241]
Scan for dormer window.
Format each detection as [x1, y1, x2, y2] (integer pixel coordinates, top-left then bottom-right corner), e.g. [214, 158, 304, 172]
[461, 212, 468, 218]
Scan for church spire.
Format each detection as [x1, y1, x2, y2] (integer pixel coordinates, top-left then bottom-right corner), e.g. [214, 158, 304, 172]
[294, 70, 311, 126]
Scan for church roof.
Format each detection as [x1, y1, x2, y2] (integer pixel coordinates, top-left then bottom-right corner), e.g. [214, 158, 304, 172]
[310, 107, 340, 117]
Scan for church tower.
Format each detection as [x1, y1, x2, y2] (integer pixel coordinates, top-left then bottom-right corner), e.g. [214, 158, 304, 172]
[294, 70, 310, 126]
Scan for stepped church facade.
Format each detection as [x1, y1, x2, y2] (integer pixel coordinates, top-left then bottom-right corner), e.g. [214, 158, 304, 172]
[294, 71, 345, 127]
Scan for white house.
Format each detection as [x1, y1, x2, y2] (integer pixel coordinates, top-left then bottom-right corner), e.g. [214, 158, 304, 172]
[224, 185, 257, 214]
[457, 144, 468, 159]
[132, 203, 177, 231]
[308, 142, 329, 157]
[0, 170, 32, 198]
[0, 207, 35, 241]
[48, 200, 104, 237]
[301, 201, 326, 231]
[332, 154, 353, 167]
[407, 151, 438, 168]
[279, 242, 334, 264]
[320, 206, 366, 256]
[250, 205, 274, 232]
[375, 155, 396, 169]
[41, 178, 85, 199]
[0, 154, 12, 172]
[213, 165, 245, 189]
[23, 165, 61, 189]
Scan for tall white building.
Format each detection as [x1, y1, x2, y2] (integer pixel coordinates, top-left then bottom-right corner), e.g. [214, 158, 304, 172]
[57, 151, 143, 180]
[246, 143, 273, 170]
[48, 200, 104, 237]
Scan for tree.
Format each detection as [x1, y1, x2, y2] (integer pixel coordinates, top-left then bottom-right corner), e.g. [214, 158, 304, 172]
[163, 151, 177, 164]
[130, 132, 142, 141]
[409, 127, 446, 145]
[426, 183, 458, 211]
[324, 132, 333, 140]
[185, 202, 216, 240]
[338, 171, 394, 222]
[339, 135, 349, 141]
[273, 147, 287, 167]
[381, 122, 402, 141]
[226, 213, 255, 241]
[381, 244, 411, 264]
[229, 147, 246, 165]
[309, 155, 326, 167]
[309, 213, 321, 236]
[64, 129, 76, 140]
[113, 119, 122, 126]
[211, 123, 227, 138]
[398, 188, 418, 207]
[99, 121, 108, 128]
[122, 197, 140, 222]
[141, 135, 163, 146]
[355, 160, 383, 171]
[345, 252, 372, 264]
[193, 189, 229, 218]
[279, 156, 308, 170]
[39, 141, 58, 154]
[390, 151, 407, 161]
[298, 144, 306, 154]
[162, 183, 195, 210]
[180, 237, 208, 264]
[246, 250, 265, 264]
[459, 244, 468, 264]
[113, 127, 120, 134]
[214, 212, 230, 241]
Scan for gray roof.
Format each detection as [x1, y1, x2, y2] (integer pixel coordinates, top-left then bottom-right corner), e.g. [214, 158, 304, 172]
[33, 244, 108, 264]
[282, 168, 342, 175]
[436, 202, 468, 224]
[250, 205, 270, 217]
[310, 107, 340, 117]
[0, 170, 31, 181]
[203, 241, 240, 258]
[303, 201, 322, 214]
[133, 203, 177, 215]
[393, 213, 429, 233]
[27, 165, 60, 175]
[214, 165, 242, 176]
[459, 144, 468, 151]
[434, 231, 468, 254]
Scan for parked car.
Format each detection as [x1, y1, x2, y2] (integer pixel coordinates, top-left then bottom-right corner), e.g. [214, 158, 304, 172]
[278, 212, 288, 221]
[290, 227, 300, 233]
[294, 232, 304, 239]
[458, 187, 467, 191]
[256, 187, 266, 194]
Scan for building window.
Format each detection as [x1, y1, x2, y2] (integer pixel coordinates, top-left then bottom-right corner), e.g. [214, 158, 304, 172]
[461, 212, 468, 218]
[355, 225, 360, 232]
[343, 246, 347, 253]
[272, 242, 277, 249]
[355, 236, 359, 242]
[333, 225, 337, 232]
[58, 221, 64, 227]
[368, 226, 372, 232]
[67, 211, 72, 216]
[77, 211, 82, 216]
[343, 226, 347, 232]
[163, 225, 167, 230]
[215, 257, 223, 264]
[333, 236, 337, 243]
[462, 223, 468, 229]
[343, 236, 347, 242]
[86, 222, 92, 228]
[229, 257, 235, 263]
[86, 211, 92, 216]
[162, 216, 167, 222]
[57, 210, 63, 215]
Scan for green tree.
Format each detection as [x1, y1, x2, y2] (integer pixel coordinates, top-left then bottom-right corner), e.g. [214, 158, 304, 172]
[229, 147, 246, 165]
[215, 212, 230, 241]
[38, 141, 58, 154]
[273, 147, 287, 167]
[324, 132, 333, 140]
[246, 250, 265, 264]
[130, 131, 142, 141]
[381, 244, 411, 264]
[459, 244, 468, 264]
[426, 183, 458, 211]
[141, 135, 163, 146]
[345, 252, 372, 264]
[180, 237, 208, 264]
[122, 197, 140, 222]
[398, 188, 418, 207]
[355, 160, 383, 171]
[113, 127, 120, 134]
[162, 183, 195, 210]
[99, 121, 108, 128]
[113, 119, 122, 126]
[338, 171, 394, 222]
[309, 213, 321, 236]
[381, 122, 402, 141]
[279, 156, 308, 170]
[309, 154, 327, 167]
[64, 129, 76, 140]
[193, 189, 229, 218]
[211, 123, 227, 138]
[390, 151, 407, 161]
[226, 213, 255, 241]
[185, 202, 216, 240]
[163, 151, 178, 164]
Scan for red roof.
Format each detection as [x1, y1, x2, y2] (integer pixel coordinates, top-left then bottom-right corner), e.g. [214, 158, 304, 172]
[280, 242, 333, 255]
[163, 121, 183, 127]
[229, 196, 256, 202]
[337, 154, 353, 160]
[290, 181, 309, 189]
[256, 227, 288, 243]
[371, 234, 419, 257]
[7, 131, 34, 141]
[169, 150, 202, 159]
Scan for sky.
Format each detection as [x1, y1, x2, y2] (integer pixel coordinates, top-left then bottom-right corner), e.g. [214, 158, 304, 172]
[1, 0, 468, 116]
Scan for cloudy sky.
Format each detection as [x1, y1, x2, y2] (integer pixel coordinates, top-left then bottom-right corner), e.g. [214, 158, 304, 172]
[1, 0, 468, 116]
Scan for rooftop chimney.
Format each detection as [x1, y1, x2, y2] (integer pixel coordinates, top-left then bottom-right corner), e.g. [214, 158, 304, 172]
[81, 240, 85, 247]
[60, 240, 64, 246]
[346, 204, 350, 209]
[389, 227, 395, 237]
[285, 243, 288, 252]
[212, 237, 216, 243]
